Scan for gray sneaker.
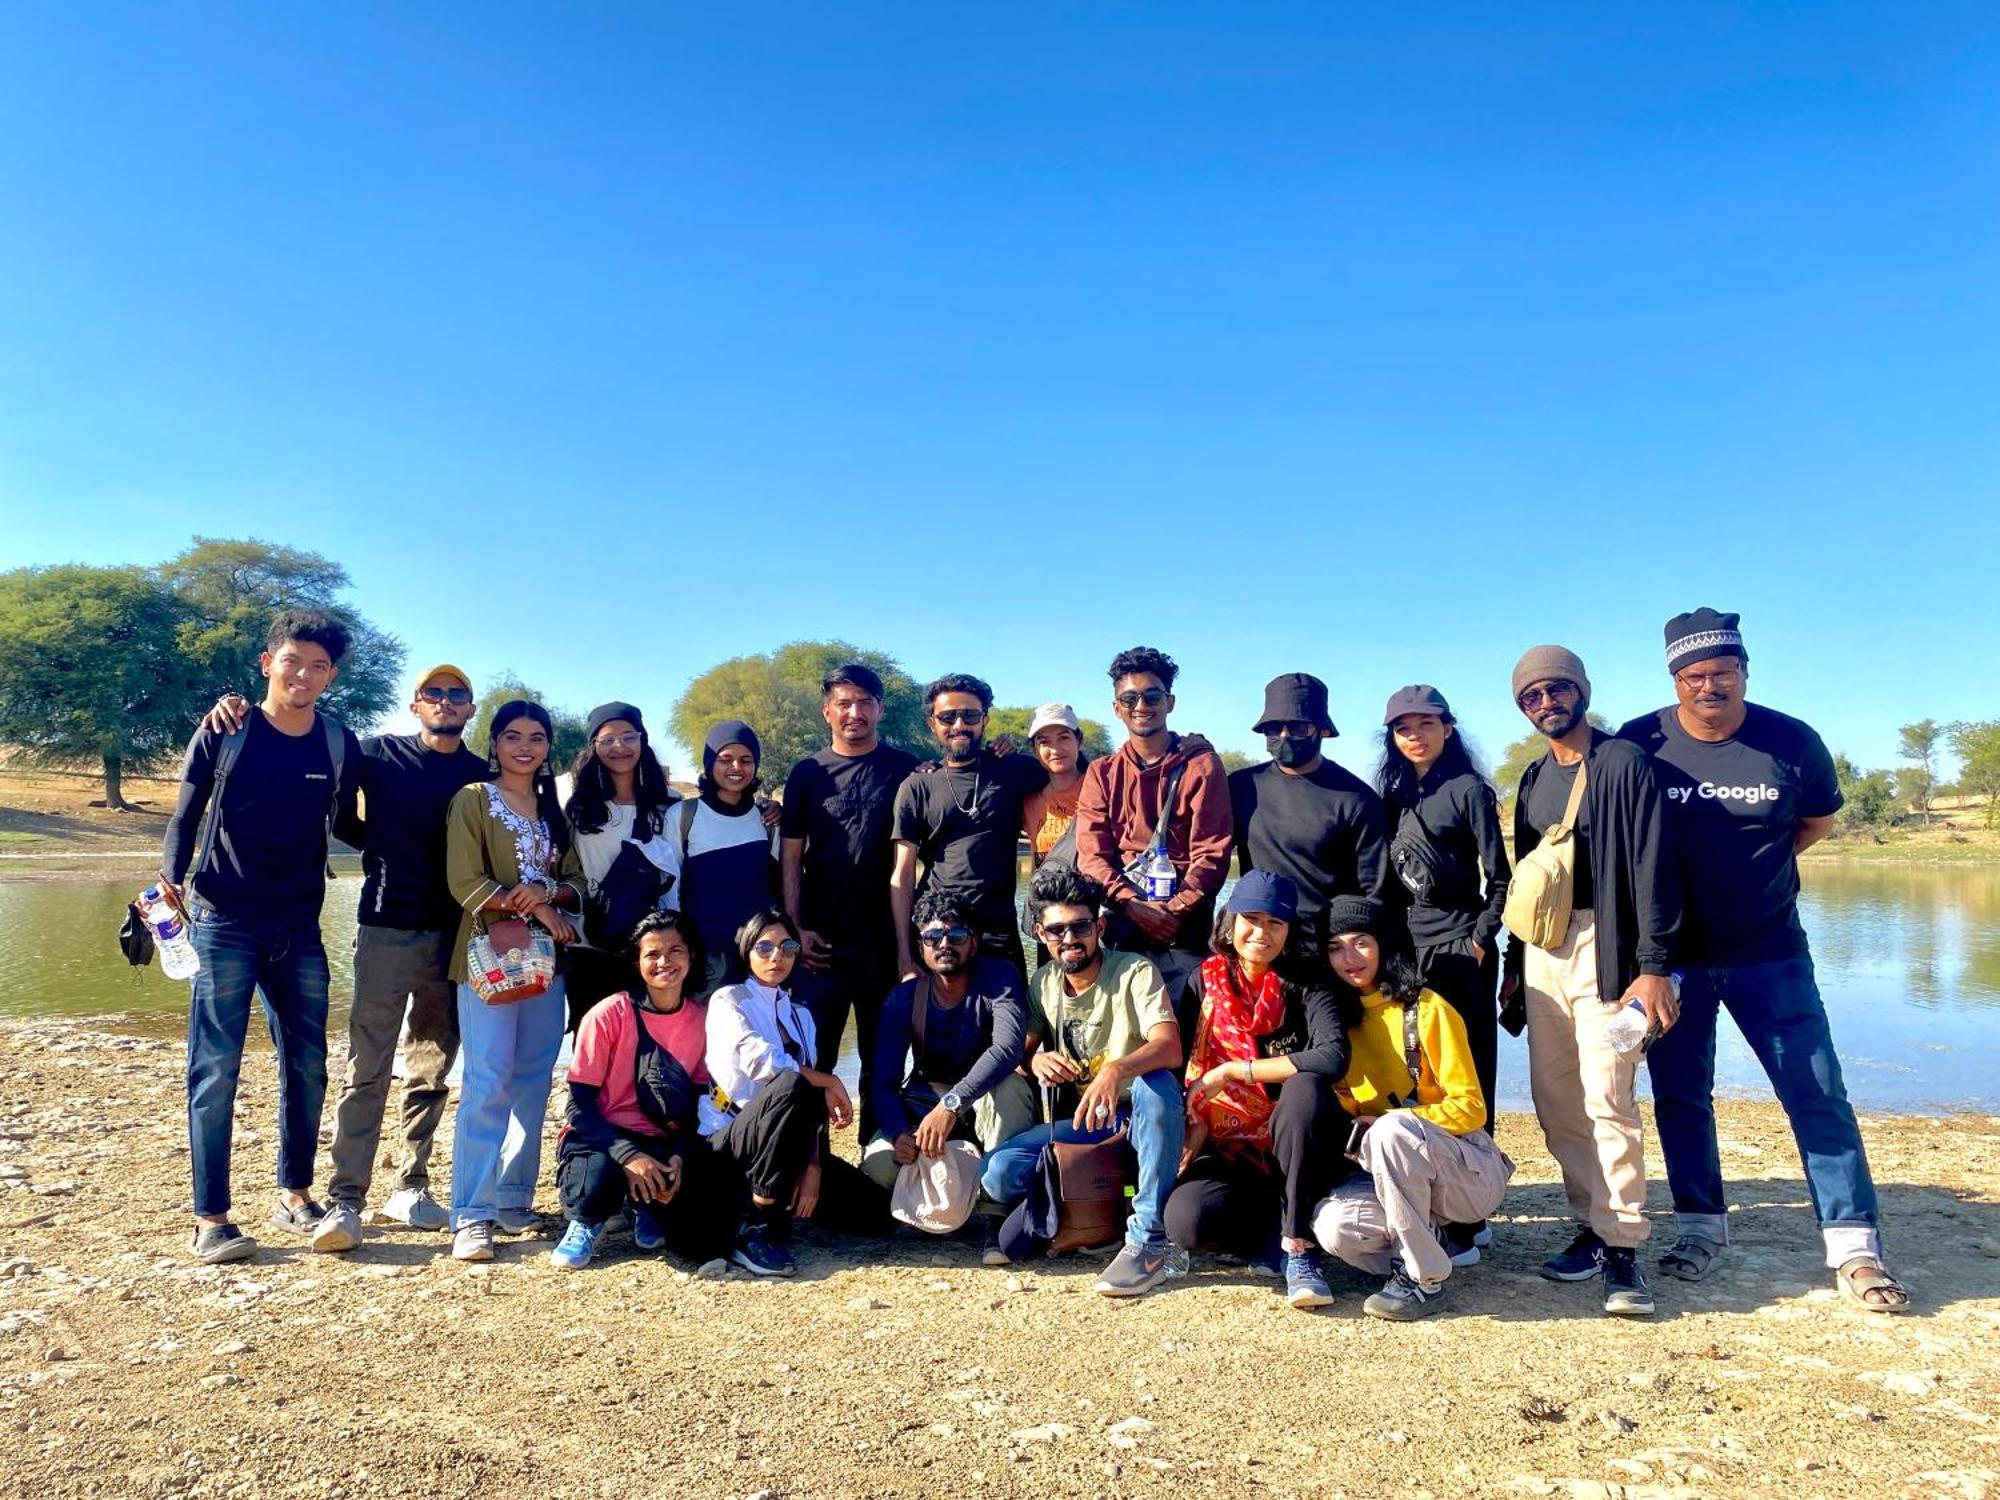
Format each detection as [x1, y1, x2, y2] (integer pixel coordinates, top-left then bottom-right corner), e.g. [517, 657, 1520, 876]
[190, 1223, 257, 1264]
[452, 1221, 496, 1262]
[1363, 1264, 1447, 1322]
[381, 1187, 448, 1231]
[1095, 1241, 1173, 1299]
[310, 1203, 362, 1254]
[495, 1206, 542, 1235]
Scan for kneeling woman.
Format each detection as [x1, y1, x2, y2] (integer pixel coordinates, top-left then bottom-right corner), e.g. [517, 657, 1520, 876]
[1312, 896, 1513, 1321]
[551, 912, 726, 1269]
[1171, 871, 1356, 1311]
[701, 909, 887, 1276]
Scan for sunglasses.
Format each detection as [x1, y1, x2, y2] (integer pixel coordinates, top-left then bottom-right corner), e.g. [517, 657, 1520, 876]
[1115, 688, 1168, 710]
[1038, 918, 1096, 941]
[918, 925, 974, 946]
[1516, 681, 1578, 710]
[593, 733, 642, 750]
[417, 686, 474, 705]
[934, 709, 985, 726]
[751, 939, 802, 959]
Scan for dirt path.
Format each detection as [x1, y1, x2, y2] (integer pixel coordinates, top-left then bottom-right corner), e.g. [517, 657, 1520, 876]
[1, 1017, 1997, 1499]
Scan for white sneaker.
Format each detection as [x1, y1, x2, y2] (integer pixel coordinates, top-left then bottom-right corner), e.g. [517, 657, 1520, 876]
[310, 1203, 362, 1254]
[381, 1187, 448, 1231]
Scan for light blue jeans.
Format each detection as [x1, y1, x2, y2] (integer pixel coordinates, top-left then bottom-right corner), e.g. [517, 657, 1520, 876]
[451, 979, 566, 1229]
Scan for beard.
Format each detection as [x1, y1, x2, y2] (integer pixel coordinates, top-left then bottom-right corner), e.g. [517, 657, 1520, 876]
[1057, 945, 1096, 975]
[929, 950, 967, 975]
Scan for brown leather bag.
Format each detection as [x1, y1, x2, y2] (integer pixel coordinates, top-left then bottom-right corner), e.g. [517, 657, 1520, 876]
[1048, 1127, 1135, 1255]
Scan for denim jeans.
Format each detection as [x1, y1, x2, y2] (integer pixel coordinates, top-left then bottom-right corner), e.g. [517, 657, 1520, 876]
[977, 1068, 1185, 1249]
[1646, 954, 1883, 1267]
[186, 907, 331, 1217]
[450, 979, 566, 1229]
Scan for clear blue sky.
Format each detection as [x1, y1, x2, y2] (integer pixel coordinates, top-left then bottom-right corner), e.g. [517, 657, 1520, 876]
[4, 4, 1995, 780]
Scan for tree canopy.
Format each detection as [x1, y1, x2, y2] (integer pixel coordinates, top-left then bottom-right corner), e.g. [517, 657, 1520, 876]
[468, 672, 589, 772]
[1950, 720, 2000, 827]
[986, 705, 1114, 758]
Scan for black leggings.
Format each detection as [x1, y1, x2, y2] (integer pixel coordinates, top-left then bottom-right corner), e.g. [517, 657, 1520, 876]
[555, 1130, 729, 1262]
[707, 1071, 891, 1236]
[1417, 937, 1500, 1133]
[1165, 1072, 1352, 1250]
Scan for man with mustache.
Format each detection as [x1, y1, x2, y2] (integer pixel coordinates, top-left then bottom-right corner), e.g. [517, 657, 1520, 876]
[1619, 609, 1907, 1313]
[1506, 645, 1680, 1317]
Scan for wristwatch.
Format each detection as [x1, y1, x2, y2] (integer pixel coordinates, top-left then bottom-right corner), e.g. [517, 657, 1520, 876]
[941, 1091, 965, 1113]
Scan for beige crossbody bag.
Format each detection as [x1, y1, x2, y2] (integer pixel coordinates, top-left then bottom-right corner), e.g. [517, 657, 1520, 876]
[1502, 755, 1590, 950]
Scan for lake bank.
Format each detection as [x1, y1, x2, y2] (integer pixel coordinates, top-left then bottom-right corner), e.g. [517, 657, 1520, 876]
[3, 1016, 1998, 1499]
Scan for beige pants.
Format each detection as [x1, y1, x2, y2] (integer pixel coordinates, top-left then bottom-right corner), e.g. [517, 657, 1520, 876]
[1524, 909, 1648, 1248]
[1310, 1112, 1514, 1287]
[861, 1072, 1039, 1189]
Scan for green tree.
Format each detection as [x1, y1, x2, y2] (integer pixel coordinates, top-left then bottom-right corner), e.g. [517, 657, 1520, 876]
[1217, 749, 1256, 775]
[671, 641, 932, 783]
[468, 672, 589, 771]
[1833, 753, 1897, 829]
[0, 565, 209, 808]
[986, 705, 1114, 758]
[1897, 719, 1941, 826]
[1948, 720, 2000, 827]
[161, 537, 405, 729]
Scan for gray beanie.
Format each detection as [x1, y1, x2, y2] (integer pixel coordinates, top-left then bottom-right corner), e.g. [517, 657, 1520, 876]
[1511, 645, 1592, 704]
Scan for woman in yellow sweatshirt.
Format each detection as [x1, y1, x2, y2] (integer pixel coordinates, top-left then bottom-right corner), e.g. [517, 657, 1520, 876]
[1311, 896, 1513, 1321]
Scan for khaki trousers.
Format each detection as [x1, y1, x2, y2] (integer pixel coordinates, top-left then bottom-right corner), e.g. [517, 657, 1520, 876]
[1311, 1112, 1514, 1287]
[1524, 910, 1649, 1248]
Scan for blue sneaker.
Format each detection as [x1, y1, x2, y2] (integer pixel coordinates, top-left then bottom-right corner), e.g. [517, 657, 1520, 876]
[731, 1226, 797, 1278]
[1541, 1226, 1606, 1282]
[548, 1220, 604, 1270]
[1283, 1248, 1334, 1310]
[631, 1205, 666, 1252]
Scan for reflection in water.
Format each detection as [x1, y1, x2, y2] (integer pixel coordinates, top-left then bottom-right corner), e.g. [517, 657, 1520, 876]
[3, 864, 1997, 1112]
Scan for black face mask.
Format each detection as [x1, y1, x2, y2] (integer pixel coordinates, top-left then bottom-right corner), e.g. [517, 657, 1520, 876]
[1267, 733, 1321, 768]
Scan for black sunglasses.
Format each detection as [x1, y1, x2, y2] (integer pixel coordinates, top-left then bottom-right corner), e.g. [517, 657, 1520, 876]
[417, 686, 474, 705]
[918, 924, 974, 946]
[1115, 688, 1168, 710]
[1038, 918, 1096, 941]
[934, 709, 985, 726]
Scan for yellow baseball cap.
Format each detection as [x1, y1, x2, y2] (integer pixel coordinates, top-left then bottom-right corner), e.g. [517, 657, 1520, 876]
[413, 663, 475, 696]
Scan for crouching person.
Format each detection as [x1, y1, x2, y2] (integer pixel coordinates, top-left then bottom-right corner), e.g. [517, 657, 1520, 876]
[552, 913, 726, 1269]
[980, 865, 1185, 1298]
[1171, 871, 1356, 1310]
[702, 908, 888, 1277]
[1312, 897, 1513, 1321]
[861, 890, 1037, 1195]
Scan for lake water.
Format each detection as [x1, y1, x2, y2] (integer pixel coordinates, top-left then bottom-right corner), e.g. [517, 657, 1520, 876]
[2, 863, 1996, 1113]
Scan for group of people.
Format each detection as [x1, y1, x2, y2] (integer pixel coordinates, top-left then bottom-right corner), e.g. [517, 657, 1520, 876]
[157, 608, 1909, 1321]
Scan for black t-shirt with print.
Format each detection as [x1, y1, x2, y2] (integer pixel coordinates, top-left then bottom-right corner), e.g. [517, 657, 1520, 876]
[1523, 754, 1594, 911]
[891, 751, 1048, 937]
[1618, 703, 1842, 963]
[780, 742, 919, 964]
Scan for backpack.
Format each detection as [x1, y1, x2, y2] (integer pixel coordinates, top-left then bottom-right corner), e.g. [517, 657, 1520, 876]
[1501, 755, 1588, 950]
[190, 713, 350, 887]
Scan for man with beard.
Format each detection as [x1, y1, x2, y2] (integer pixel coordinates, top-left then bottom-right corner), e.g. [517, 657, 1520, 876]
[1506, 645, 1680, 1317]
[981, 865, 1185, 1297]
[860, 890, 1036, 1201]
[782, 663, 920, 1143]
[890, 673, 1048, 979]
[1229, 672, 1391, 942]
[1619, 610, 1907, 1312]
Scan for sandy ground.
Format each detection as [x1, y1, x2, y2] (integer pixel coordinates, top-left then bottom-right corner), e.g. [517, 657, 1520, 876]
[2, 1019, 1998, 1499]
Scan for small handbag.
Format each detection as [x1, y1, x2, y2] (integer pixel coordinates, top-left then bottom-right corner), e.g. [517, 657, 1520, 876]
[466, 915, 557, 1005]
[1501, 756, 1590, 950]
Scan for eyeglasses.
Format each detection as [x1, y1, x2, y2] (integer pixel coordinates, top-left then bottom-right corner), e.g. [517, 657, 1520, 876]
[1115, 688, 1168, 710]
[918, 925, 974, 946]
[751, 939, 802, 959]
[1675, 669, 1742, 690]
[934, 709, 985, 726]
[1038, 918, 1096, 941]
[1270, 722, 1319, 740]
[1516, 681, 1578, 710]
[417, 686, 474, 705]
[593, 733, 642, 750]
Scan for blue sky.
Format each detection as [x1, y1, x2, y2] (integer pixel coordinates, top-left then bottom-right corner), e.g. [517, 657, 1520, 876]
[4, 4, 1996, 780]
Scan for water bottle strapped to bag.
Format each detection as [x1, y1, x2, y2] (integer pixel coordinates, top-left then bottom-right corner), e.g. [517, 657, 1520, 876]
[1501, 755, 1589, 950]
[1120, 756, 1191, 903]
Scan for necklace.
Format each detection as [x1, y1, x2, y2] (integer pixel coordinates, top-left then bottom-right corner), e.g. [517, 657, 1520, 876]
[944, 758, 983, 815]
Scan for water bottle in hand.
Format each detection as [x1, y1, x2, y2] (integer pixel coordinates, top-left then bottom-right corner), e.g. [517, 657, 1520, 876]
[1142, 845, 1177, 904]
[141, 886, 200, 981]
[1607, 970, 1682, 1055]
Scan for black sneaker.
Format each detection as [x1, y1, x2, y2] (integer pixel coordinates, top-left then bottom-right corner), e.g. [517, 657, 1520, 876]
[1602, 1247, 1655, 1317]
[731, 1226, 797, 1278]
[980, 1217, 1010, 1268]
[1540, 1226, 1606, 1282]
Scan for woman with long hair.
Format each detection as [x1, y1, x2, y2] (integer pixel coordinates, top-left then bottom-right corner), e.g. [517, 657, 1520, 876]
[443, 700, 581, 1262]
[1168, 870, 1355, 1311]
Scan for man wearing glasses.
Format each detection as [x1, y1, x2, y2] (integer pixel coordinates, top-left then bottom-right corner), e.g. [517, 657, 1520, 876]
[890, 672, 1048, 980]
[1618, 610, 1907, 1312]
[1504, 645, 1680, 1317]
[1075, 645, 1232, 1000]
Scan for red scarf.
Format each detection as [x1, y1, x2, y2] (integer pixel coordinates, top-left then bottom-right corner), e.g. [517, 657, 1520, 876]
[1185, 954, 1288, 1146]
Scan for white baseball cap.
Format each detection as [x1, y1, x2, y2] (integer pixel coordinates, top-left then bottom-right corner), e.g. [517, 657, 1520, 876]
[1027, 702, 1081, 740]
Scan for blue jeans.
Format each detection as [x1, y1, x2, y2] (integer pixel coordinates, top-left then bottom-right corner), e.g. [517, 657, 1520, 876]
[186, 907, 331, 1217]
[978, 1068, 1185, 1249]
[1646, 954, 1883, 1266]
[451, 979, 566, 1229]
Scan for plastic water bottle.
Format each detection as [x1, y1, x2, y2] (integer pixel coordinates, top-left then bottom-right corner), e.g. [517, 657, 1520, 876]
[1607, 970, 1682, 1055]
[141, 886, 201, 981]
[1142, 845, 1177, 903]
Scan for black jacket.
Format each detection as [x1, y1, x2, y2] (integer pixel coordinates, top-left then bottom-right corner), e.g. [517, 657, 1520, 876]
[1506, 730, 1679, 1002]
[1387, 767, 1511, 950]
[1174, 964, 1355, 1081]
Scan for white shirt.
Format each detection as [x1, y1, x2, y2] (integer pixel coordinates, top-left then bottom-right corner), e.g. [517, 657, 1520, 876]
[700, 979, 819, 1138]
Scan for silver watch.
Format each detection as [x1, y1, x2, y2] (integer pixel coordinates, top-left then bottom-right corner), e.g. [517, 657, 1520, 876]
[941, 1091, 965, 1113]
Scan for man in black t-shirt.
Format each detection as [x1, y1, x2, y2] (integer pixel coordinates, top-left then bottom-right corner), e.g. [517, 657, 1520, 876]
[160, 611, 364, 1265]
[1621, 608, 1906, 1312]
[890, 672, 1047, 982]
[780, 663, 920, 1141]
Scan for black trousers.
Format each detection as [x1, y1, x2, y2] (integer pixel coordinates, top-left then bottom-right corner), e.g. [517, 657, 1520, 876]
[555, 1130, 729, 1262]
[707, 1070, 892, 1235]
[1417, 936, 1500, 1134]
[1165, 1072, 1352, 1250]
[793, 952, 894, 1142]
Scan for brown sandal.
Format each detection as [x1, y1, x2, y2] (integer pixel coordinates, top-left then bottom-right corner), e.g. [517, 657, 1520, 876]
[1835, 1256, 1911, 1314]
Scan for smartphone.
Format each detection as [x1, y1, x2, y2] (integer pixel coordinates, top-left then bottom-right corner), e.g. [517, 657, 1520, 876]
[1344, 1119, 1369, 1156]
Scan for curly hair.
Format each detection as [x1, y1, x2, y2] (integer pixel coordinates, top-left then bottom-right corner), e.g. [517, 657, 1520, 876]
[923, 672, 993, 712]
[1108, 646, 1177, 690]
[912, 886, 974, 936]
[1029, 862, 1105, 921]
